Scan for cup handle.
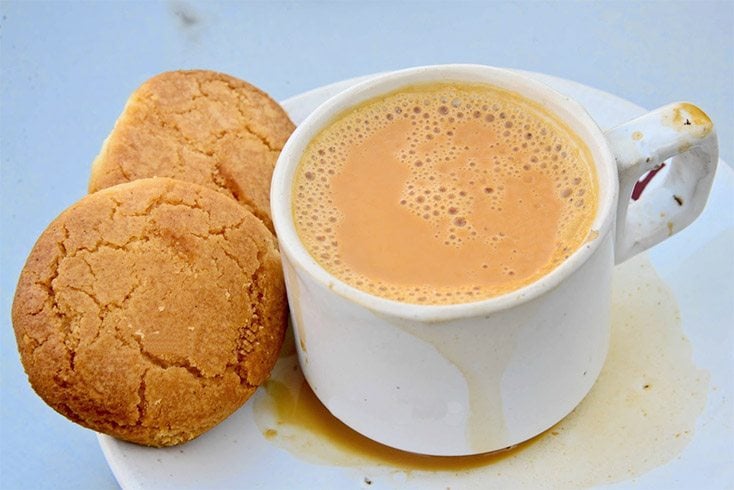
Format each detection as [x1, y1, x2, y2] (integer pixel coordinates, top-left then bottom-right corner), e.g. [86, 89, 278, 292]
[604, 103, 718, 264]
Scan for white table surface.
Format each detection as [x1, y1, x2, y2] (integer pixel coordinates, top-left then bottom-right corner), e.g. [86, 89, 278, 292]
[1, 2, 731, 489]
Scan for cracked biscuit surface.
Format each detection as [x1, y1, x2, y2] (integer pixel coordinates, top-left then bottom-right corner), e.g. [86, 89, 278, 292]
[88, 70, 295, 231]
[12, 177, 287, 446]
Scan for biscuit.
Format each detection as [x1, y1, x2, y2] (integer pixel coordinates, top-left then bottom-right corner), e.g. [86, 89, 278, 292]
[88, 70, 295, 232]
[12, 178, 287, 446]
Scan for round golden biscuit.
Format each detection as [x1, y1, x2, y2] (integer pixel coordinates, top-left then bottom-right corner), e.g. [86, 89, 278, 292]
[88, 70, 295, 232]
[12, 178, 287, 446]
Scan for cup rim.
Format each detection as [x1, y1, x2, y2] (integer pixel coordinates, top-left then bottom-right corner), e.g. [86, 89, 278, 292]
[271, 64, 618, 322]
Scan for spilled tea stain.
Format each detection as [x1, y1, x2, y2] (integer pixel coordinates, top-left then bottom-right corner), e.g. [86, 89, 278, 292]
[388, 317, 516, 453]
[664, 103, 713, 138]
[257, 373, 529, 472]
[253, 254, 708, 488]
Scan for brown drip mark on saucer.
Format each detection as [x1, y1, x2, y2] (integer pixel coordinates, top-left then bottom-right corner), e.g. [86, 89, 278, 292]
[260, 371, 534, 472]
[253, 254, 708, 488]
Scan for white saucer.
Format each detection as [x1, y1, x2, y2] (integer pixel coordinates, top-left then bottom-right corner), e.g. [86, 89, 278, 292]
[98, 71, 734, 490]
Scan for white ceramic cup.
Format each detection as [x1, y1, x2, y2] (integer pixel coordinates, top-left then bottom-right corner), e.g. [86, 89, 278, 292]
[270, 65, 718, 456]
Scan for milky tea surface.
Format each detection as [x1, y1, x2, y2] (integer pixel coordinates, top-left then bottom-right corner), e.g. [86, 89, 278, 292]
[293, 83, 598, 304]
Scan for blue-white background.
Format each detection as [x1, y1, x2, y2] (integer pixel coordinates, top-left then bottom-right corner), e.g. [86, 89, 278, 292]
[1, 2, 732, 488]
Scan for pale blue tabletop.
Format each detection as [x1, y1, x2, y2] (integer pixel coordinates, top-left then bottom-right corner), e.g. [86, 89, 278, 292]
[1, 2, 732, 488]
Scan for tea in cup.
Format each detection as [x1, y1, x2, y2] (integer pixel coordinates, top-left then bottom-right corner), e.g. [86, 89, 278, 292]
[271, 65, 718, 455]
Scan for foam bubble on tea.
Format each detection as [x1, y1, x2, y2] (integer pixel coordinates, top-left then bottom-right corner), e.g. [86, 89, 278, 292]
[292, 83, 598, 305]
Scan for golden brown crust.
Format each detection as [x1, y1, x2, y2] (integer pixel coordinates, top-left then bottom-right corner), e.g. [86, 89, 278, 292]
[12, 178, 287, 446]
[88, 70, 295, 232]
